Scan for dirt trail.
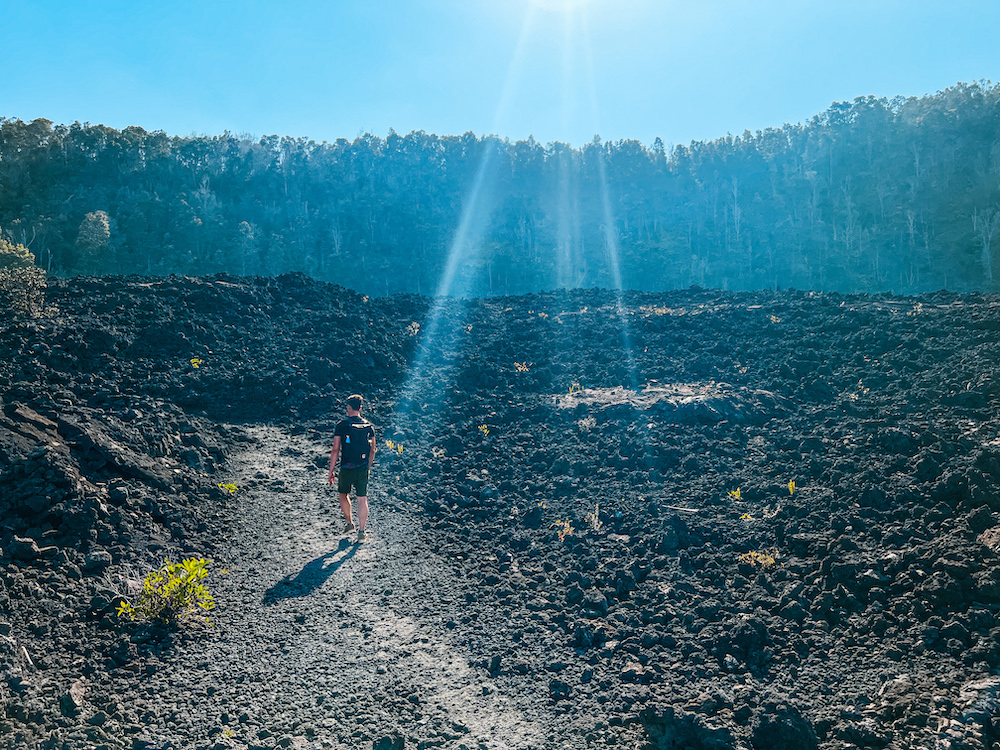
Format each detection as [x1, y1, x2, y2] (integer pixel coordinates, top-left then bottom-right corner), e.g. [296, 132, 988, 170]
[124, 425, 553, 750]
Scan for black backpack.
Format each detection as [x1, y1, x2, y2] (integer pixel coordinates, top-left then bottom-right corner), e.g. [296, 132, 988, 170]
[340, 419, 373, 467]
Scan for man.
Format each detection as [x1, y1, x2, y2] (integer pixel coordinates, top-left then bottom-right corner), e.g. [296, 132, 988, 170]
[328, 394, 376, 542]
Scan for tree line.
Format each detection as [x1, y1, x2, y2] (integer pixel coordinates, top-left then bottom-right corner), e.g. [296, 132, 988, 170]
[2, 80, 999, 296]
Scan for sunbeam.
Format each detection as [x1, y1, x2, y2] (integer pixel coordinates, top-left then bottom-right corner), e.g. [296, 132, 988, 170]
[555, 7, 583, 289]
[392, 7, 539, 427]
[392, 139, 499, 418]
[580, 4, 640, 390]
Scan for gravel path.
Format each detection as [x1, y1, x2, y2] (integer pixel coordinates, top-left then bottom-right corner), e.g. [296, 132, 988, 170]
[122, 424, 555, 750]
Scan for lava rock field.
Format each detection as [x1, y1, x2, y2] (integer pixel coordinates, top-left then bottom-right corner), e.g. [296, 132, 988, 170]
[3, 274, 1000, 750]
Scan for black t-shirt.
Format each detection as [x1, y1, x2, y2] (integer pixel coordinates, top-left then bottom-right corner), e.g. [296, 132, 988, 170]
[335, 417, 375, 469]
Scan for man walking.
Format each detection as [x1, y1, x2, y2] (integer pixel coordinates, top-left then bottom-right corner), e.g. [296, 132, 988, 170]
[328, 394, 376, 542]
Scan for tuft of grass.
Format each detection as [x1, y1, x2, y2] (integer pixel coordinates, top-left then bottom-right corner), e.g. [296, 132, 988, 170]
[218, 482, 238, 494]
[584, 503, 602, 532]
[553, 519, 575, 542]
[738, 548, 778, 568]
[639, 304, 671, 316]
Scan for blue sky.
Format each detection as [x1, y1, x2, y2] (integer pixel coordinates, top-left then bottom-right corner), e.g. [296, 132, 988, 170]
[3, 0, 999, 148]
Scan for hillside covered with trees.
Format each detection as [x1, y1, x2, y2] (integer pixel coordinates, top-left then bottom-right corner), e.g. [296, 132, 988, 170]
[2, 81, 999, 296]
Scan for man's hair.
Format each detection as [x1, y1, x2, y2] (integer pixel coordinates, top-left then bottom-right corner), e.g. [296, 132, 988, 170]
[347, 394, 364, 410]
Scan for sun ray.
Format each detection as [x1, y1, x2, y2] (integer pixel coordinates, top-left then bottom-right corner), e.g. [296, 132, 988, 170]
[580, 4, 639, 389]
[555, 7, 580, 289]
[392, 6, 539, 426]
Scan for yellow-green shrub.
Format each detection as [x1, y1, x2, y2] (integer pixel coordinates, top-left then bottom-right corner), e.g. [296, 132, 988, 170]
[116, 557, 215, 626]
[0, 239, 45, 317]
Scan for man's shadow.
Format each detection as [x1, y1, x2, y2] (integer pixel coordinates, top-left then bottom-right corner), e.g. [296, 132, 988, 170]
[263, 538, 357, 605]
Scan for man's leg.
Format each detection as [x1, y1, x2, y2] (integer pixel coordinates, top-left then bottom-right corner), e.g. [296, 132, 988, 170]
[339, 492, 354, 528]
[357, 496, 369, 531]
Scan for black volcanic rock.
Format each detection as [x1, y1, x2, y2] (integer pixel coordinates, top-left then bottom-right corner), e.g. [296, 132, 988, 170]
[2, 276, 1000, 748]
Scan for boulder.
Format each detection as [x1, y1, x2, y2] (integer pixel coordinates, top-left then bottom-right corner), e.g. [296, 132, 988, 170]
[640, 704, 735, 750]
[750, 700, 819, 750]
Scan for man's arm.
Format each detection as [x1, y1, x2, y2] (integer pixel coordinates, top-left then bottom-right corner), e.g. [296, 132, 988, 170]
[328, 436, 341, 485]
[368, 434, 377, 468]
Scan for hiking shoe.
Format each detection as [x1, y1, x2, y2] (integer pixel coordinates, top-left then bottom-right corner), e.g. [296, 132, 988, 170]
[356, 529, 367, 543]
[343, 522, 357, 534]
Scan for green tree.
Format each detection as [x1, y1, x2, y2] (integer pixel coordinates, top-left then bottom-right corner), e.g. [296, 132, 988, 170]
[74, 210, 111, 275]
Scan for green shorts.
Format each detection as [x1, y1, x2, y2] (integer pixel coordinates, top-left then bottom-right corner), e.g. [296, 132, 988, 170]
[338, 466, 370, 496]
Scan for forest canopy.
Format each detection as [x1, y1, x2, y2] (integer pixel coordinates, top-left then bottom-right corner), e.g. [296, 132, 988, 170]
[2, 81, 999, 296]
